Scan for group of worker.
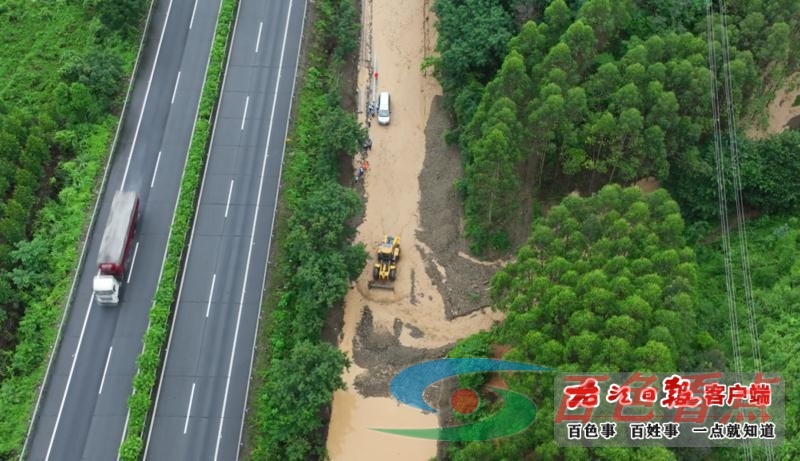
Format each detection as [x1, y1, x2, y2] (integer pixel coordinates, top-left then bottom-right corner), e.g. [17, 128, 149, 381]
[354, 133, 372, 183]
[355, 158, 369, 182]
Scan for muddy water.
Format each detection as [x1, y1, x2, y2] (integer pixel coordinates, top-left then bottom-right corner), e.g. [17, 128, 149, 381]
[325, 0, 503, 458]
[327, 390, 438, 461]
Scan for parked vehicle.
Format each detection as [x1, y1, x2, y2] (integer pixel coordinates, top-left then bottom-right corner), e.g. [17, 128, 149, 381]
[377, 91, 391, 125]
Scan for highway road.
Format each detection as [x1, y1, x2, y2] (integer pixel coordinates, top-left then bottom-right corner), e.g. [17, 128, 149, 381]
[23, 0, 222, 459]
[144, 0, 307, 459]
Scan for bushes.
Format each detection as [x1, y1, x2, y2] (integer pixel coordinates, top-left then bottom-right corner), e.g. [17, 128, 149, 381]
[0, 117, 114, 458]
[251, 341, 349, 461]
[667, 130, 800, 221]
[118, 0, 239, 459]
[740, 130, 800, 214]
[0, 1, 137, 362]
[0, 2, 146, 456]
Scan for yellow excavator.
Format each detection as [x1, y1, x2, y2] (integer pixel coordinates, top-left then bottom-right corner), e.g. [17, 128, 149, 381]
[368, 235, 400, 291]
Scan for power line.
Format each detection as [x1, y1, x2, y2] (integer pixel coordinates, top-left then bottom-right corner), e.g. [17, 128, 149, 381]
[706, 0, 774, 458]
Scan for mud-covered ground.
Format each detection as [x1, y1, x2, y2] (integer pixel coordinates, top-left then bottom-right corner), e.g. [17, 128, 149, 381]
[337, 95, 504, 399]
[417, 96, 505, 319]
[326, 1, 503, 459]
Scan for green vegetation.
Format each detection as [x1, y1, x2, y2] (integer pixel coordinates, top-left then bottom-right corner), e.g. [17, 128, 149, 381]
[426, 2, 800, 458]
[117, 0, 238, 458]
[447, 185, 716, 459]
[244, 0, 366, 459]
[694, 216, 800, 458]
[0, 2, 148, 457]
[0, 120, 116, 458]
[429, 0, 799, 253]
[671, 129, 800, 220]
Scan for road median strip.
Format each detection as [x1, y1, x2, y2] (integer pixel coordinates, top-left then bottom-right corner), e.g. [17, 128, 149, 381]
[118, 0, 240, 458]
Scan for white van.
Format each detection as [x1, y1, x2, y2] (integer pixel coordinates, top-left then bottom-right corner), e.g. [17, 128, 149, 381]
[377, 92, 390, 125]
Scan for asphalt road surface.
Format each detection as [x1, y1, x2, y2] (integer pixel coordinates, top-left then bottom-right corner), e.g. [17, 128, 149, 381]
[24, 0, 221, 459]
[143, 0, 307, 460]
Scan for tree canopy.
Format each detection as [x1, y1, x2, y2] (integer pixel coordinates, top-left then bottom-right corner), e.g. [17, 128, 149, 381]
[431, 0, 798, 252]
[447, 185, 722, 459]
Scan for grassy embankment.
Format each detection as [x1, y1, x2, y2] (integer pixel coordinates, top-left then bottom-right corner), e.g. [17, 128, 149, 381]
[0, 3, 147, 458]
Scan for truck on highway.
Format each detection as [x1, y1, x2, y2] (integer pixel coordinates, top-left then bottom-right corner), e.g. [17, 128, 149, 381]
[93, 191, 140, 304]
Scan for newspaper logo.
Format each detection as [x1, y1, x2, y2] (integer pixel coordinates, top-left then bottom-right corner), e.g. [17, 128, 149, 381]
[554, 372, 784, 447]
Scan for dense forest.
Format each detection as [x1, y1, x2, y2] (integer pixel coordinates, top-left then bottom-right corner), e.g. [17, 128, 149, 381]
[428, 0, 799, 252]
[428, 0, 800, 459]
[449, 185, 714, 460]
[0, 0, 149, 456]
[445, 194, 800, 460]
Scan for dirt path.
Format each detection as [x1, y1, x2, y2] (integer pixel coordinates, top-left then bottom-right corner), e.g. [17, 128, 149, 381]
[325, 0, 504, 459]
[747, 72, 800, 139]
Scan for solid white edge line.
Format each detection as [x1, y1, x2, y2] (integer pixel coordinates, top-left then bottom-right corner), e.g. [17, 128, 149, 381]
[121, 0, 176, 190]
[190, 0, 199, 30]
[150, 151, 162, 188]
[99, 347, 114, 395]
[19, 0, 161, 456]
[44, 298, 94, 461]
[126, 242, 140, 284]
[213, 1, 294, 459]
[171, 71, 182, 104]
[255, 21, 263, 53]
[224, 179, 234, 218]
[142, 0, 239, 457]
[241, 95, 249, 130]
[235, 0, 308, 457]
[206, 274, 217, 318]
[184, 382, 196, 434]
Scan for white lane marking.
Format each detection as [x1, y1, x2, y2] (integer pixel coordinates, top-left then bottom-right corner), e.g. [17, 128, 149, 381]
[224, 180, 234, 218]
[171, 71, 181, 104]
[120, 0, 175, 190]
[235, 1, 308, 457]
[214, 2, 293, 459]
[98, 347, 113, 395]
[206, 274, 216, 318]
[190, 0, 199, 30]
[184, 382, 196, 434]
[255, 22, 263, 53]
[241, 95, 249, 130]
[150, 151, 162, 188]
[126, 242, 140, 284]
[45, 297, 95, 461]
[142, 0, 231, 455]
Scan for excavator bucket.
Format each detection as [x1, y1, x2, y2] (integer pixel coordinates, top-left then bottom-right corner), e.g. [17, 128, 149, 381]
[367, 280, 395, 291]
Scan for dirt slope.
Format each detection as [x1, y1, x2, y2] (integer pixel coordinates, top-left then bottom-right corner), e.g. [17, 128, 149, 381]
[747, 72, 800, 139]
